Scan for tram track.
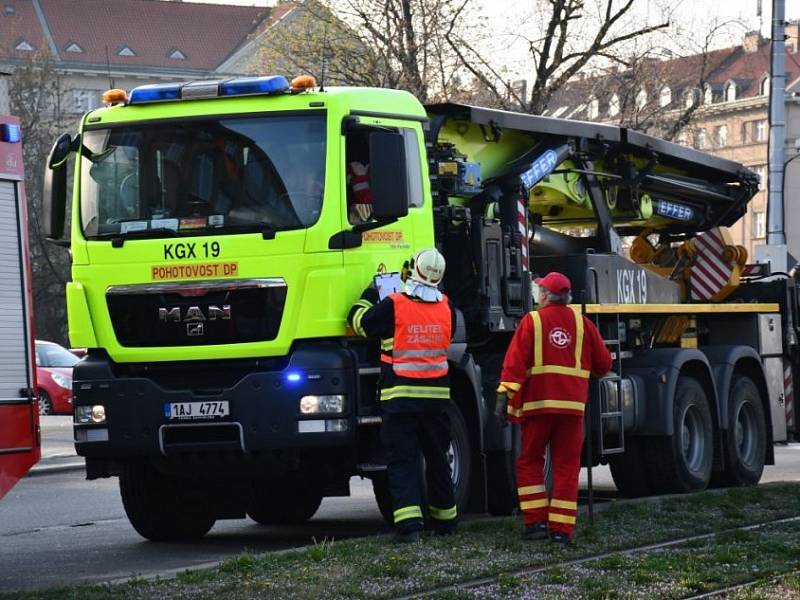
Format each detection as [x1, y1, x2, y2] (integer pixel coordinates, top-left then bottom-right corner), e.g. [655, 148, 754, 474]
[394, 515, 800, 600]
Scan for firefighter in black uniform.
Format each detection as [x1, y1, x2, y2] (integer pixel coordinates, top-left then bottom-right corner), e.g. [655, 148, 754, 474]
[348, 248, 458, 542]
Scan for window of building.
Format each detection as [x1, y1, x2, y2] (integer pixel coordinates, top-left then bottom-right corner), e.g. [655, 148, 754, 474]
[116, 45, 135, 57]
[588, 96, 599, 119]
[659, 86, 672, 107]
[742, 119, 768, 143]
[168, 48, 186, 61]
[755, 119, 767, 142]
[752, 210, 766, 239]
[714, 124, 727, 147]
[695, 128, 707, 149]
[73, 89, 99, 113]
[704, 86, 713, 105]
[636, 88, 647, 109]
[14, 39, 33, 52]
[725, 81, 737, 102]
[65, 41, 83, 53]
[608, 93, 620, 117]
[760, 76, 770, 96]
[753, 164, 767, 190]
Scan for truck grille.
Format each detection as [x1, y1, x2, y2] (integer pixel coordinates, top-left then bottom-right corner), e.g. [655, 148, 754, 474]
[106, 278, 287, 347]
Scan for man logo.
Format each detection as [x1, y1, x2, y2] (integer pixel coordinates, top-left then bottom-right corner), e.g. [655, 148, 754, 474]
[549, 327, 572, 349]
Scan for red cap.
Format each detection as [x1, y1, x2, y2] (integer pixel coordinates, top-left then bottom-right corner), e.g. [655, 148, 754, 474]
[535, 272, 571, 294]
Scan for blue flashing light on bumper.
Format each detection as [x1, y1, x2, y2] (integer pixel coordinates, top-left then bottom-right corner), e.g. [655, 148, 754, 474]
[286, 371, 303, 383]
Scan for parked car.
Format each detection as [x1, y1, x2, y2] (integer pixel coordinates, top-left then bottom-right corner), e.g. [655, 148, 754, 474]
[35, 340, 79, 415]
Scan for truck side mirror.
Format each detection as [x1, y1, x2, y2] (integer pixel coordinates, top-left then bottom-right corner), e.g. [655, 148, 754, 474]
[369, 131, 409, 220]
[42, 133, 73, 241]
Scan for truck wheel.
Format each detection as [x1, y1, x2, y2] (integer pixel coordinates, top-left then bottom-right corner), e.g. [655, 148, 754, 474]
[608, 436, 652, 498]
[713, 375, 767, 487]
[247, 481, 323, 525]
[119, 462, 216, 541]
[645, 375, 713, 494]
[371, 471, 394, 524]
[371, 406, 472, 524]
[487, 426, 553, 514]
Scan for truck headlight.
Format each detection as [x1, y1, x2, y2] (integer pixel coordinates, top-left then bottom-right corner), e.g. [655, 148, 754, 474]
[51, 372, 72, 390]
[75, 404, 106, 424]
[299, 394, 346, 414]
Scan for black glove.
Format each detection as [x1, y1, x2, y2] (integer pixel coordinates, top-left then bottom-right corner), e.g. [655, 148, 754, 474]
[494, 392, 508, 424]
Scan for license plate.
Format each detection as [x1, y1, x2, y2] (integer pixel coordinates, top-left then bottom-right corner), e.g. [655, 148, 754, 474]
[164, 401, 229, 420]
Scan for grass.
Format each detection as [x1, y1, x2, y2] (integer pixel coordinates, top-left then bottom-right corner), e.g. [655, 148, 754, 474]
[4, 482, 800, 600]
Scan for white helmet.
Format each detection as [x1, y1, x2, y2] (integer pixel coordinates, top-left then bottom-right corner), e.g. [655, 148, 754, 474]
[409, 248, 446, 287]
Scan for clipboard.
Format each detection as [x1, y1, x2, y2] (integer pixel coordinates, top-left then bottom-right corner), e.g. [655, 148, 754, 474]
[373, 272, 403, 300]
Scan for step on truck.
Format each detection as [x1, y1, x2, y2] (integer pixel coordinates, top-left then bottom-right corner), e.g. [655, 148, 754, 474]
[0, 115, 39, 500]
[43, 76, 796, 540]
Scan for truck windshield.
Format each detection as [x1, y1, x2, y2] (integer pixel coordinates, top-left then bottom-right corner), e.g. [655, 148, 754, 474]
[80, 114, 326, 239]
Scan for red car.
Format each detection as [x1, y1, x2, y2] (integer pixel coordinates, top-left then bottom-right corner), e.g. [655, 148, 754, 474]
[35, 340, 79, 415]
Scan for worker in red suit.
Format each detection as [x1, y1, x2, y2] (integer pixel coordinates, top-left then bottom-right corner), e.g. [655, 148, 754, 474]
[496, 272, 611, 545]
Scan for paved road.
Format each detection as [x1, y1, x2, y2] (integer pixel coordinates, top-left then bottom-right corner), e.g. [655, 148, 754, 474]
[1, 417, 798, 593]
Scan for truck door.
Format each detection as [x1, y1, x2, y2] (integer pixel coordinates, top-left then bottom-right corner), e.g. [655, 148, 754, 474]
[0, 116, 39, 500]
[341, 117, 434, 292]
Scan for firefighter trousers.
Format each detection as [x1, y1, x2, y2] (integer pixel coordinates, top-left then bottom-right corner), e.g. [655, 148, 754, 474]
[380, 410, 457, 533]
[516, 413, 583, 537]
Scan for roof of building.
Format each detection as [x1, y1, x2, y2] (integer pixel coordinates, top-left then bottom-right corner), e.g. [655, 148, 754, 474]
[0, 0, 274, 73]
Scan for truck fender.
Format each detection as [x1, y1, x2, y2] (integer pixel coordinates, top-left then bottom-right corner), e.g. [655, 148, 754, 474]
[700, 345, 774, 465]
[623, 348, 717, 436]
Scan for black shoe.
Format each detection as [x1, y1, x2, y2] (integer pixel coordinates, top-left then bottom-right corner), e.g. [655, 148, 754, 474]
[549, 532, 572, 546]
[395, 529, 422, 544]
[524, 522, 548, 541]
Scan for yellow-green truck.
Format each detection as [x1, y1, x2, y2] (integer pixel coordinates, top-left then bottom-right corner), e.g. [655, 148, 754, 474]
[44, 76, 797, 540]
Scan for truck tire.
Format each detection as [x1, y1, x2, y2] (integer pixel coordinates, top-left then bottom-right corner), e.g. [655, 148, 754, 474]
[119, 462, 216, 541]
[608, 436, 652, 498]
[487, 426, 553, 515]
[712, 375, 767, 487]
[371, 405, 472, 525]
[247, 481, 323, 525]
[645, 375, 713, 494]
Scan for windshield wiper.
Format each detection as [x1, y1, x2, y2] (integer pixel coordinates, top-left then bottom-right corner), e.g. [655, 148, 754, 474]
[100, 227, 182, 248]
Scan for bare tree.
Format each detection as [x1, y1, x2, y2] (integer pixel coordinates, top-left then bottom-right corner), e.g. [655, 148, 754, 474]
[448, 0, 670, 114]
[9, 52, 73, 344]
[246, 0, 476, 103]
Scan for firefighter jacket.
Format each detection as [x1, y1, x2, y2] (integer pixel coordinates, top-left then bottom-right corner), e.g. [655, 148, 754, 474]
[498, 304, 612, 421]
[348, 287, 456, 413]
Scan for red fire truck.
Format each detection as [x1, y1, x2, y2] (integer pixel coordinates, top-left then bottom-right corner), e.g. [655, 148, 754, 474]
[0, 114, 39, 500]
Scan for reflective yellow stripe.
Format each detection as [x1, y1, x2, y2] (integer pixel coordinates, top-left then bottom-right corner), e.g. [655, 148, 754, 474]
[497, 381, 521, 393]
[528, 365, 590, 378]
[521, 498, 549, 510]
[429, 504, 457, 521]
[549, 513, 576, 525]
[550, 499, 577, 510]
[507, 405, 523, 417]
[352, 307, 369, 337]
[571, 306, 584, 372]
[381, 337, 394, 351]
[517, 485, 546, 496]
[531, 311, 542, 368]
[381, 385, 450, 401]
[524, 399, 585, 413]
[393, 505, 423, 523]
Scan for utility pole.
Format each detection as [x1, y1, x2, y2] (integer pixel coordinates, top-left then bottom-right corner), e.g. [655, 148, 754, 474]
[760, 0, 788, 270]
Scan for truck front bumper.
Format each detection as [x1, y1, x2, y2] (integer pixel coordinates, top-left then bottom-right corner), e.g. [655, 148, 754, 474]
[73, 344, 357, 459]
